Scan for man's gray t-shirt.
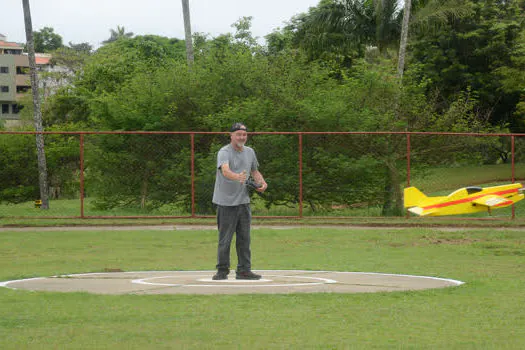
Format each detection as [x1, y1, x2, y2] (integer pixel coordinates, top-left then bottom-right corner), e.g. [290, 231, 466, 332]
[212, 144, 259, 206]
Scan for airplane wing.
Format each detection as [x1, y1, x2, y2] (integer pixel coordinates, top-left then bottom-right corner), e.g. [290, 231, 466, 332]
[407, 207, 439, 216]
[471, 195, 514, 208]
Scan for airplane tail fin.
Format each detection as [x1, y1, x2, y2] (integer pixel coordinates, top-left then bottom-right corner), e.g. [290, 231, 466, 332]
[404, 187, 428, 208]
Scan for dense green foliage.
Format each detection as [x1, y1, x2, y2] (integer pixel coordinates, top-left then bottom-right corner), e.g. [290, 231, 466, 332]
[410, 0, 525, 130]
[278, 0, 524, 131]
[33, 26, 63, 52]
[2, 3, 524, 215]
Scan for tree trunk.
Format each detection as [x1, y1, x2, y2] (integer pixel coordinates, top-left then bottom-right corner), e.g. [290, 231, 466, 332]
[181, 0, 194, 66]
[22, 0, 49, 209]
[140, 177, 148, 209]
[380, 139, 404, 217]
[381, 160, 403, 216]
[397, 0, 412, 80]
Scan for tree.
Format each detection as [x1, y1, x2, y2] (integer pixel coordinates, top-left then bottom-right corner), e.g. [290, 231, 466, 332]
[496, 28, 525, 130]
[68, 41, 93, 53]
[22, 0, 50, 209]
[397, 0, 412, 79]
[181, 0, 194, 66]
[50, 46, 91, 73]
[232, 16, 259, 48]
[102, 25, 134, 44]
[33, 26, 63, 52]
[43, 35, 186, 128]
[409, 0, 524, 131]
[284, 0, 471, 66]
[39, 17, 505, 217]
[398, 0, 472, 77]
[292, 0, 402, 58]
[40, 45, 92, 102]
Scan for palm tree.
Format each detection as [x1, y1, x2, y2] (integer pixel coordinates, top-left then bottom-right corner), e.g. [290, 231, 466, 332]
[397, 0, 412, 79]
[181, 0, 194, 66]
[296, 0, 402, 57]
[21, 0, 50, 209]
[397, 0, 471, 79]
[374, 0, 403, 55]
[102, 25, 134, 44]
[296, 0, 471, 60]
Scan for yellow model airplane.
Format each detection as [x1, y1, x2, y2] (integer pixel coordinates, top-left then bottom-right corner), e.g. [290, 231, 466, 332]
[404, 183, 524, 216]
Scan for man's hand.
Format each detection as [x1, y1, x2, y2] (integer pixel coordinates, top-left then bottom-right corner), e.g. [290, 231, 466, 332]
[238, 170, 248, 183]
[247, 179, 267, 193]
[256, 181, 268, 193]
[250, 170, 267, 192]
[246, 179, 262, 190]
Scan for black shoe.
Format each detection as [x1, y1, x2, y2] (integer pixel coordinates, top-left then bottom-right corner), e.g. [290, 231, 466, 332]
[212, 270, 229, 280]
[236, 271, 262, 280]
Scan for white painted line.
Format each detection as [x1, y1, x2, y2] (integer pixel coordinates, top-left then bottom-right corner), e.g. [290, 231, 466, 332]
[131, 274, 338, 288]
[0, 277, 46, 289]
[277, 275, 337, 284]
[332, 271, 465, 286]
[185, 283, 325, 287]
[197, 278, 274, 283]
[55, 270, 217, 278]
[131, 279, 182, 287]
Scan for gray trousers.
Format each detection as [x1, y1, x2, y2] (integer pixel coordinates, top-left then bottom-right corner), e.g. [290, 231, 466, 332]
[216, 204, 252, 273]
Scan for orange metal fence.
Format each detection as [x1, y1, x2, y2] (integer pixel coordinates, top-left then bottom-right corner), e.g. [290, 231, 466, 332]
[1, 131, 524, 220]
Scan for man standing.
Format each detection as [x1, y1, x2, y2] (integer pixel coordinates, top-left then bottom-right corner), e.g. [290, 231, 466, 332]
[212, 122, 267, 280]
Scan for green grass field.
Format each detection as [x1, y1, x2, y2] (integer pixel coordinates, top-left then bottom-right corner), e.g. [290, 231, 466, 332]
[1, 227, 525, 349]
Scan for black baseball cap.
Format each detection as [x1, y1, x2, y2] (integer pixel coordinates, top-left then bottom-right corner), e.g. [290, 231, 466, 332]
[230, 122, 247, 132]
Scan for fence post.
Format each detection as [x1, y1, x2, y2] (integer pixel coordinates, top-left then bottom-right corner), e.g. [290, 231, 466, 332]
[406, 133, 411, 186]
[405, 133, 411, 219]
[79, 133, 85, 218]
[191, 133, 195, 218]
[299, 133, 303, 218]
[510, 135, 516, 220]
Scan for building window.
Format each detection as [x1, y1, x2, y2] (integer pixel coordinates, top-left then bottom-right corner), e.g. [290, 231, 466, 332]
[0, 86, 9, 93]
[16, 86, 30, 93]
[4, 49, 22, 55]
[1, 104, 8, 114]
[0, 66, 8, 73]
[16, 66, 29, 75]
[12, 104, 23, 114]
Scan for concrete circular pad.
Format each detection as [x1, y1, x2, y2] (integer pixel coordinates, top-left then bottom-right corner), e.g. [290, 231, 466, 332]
[0, 270, 464, 295]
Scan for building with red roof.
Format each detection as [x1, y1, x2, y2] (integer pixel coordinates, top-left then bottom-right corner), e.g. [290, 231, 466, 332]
[0, 34, 51, 126]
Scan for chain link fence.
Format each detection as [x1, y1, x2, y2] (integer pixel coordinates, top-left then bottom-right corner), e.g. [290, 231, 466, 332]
[1, 131, 524, 220]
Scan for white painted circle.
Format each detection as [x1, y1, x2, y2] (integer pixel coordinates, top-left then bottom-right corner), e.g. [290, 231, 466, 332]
[196, 278, 273, 283]
[132, 274, 338, 288]
[0, 270, 465, 294]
